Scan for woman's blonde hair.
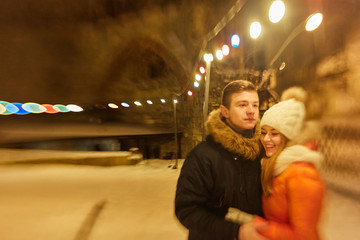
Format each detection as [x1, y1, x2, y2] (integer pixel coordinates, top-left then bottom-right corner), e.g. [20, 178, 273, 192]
[261, 137, 288, 197]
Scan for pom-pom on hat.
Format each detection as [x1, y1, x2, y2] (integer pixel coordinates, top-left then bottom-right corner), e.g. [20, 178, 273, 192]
[260, 87, 307, 140]
[280, 86, 308, 102]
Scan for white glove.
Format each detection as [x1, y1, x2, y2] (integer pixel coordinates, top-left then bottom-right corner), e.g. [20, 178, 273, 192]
[225, 207, 256, 224]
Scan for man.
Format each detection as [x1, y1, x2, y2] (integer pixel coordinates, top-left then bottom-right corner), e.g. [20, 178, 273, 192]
[175, 80, 267, 240]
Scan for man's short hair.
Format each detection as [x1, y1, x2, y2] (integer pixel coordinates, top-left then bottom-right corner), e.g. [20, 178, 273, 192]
[221, 80, 257, 108]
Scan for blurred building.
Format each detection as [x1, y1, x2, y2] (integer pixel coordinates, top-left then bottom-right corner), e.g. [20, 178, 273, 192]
[0, 0, 359, 175]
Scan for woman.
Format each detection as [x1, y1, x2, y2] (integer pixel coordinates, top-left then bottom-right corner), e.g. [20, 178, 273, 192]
[226, 87, 325, 240]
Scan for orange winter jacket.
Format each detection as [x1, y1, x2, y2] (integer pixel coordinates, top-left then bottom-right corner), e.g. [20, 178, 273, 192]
[256, 145, 325, 240]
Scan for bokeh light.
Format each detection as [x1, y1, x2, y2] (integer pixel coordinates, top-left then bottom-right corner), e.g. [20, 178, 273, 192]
[305, 13, 323, 31]
[108, 103, 119, 109]
[66, 104, 83, 112]
[269, 0, 285, 23]
[5, 102, 19, 114]
[13, 103, 30, 115]
[231, 34, 240, 47]
[0, 101, 15, 115]
[0, 104, 6, 114]
[222, 44, 230, 55]
[204, 53, 214, 63]
[42, 104, 60, 114]
[23, 102, 46, 113]
[216, 50, 223, 60]
[54, 104, 70, 113]
[195, 74, 201, 81]
[121, 102, 130, 108]
[250, 21, 262, 39]
[279, 62, 286, 70]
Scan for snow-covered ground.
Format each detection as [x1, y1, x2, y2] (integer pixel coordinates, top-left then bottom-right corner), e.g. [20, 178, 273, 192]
[0, 159, 187, 240]
[0, 158, 358, 240]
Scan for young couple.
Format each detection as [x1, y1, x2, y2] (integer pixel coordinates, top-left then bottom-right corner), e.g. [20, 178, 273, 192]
[175, 80, 325, 240]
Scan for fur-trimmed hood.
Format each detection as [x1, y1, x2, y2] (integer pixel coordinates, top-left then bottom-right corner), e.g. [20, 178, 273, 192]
[205, 109, 261, 160]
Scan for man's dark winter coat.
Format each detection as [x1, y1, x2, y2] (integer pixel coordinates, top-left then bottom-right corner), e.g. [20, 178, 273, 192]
[175, 109, 263, 240]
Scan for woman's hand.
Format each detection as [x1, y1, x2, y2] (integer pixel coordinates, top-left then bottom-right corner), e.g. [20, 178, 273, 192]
[238, 219, 269, 240]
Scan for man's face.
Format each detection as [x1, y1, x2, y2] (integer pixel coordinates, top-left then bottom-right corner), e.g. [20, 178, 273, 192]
[221, 90, 259, 131]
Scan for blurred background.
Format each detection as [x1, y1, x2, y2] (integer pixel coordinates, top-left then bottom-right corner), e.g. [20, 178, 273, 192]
[0, 0, 359, 239]
[0, 0, 359, 157]
[0, 0, 359, 159]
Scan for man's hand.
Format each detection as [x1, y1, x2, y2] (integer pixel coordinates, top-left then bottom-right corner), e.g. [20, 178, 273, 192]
[238, 221, 269, 240]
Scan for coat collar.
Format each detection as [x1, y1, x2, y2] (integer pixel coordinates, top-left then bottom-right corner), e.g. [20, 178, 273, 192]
[273, 120, 324, 176]
[205, 109, 261, 160]
[274, 145, 323, 176]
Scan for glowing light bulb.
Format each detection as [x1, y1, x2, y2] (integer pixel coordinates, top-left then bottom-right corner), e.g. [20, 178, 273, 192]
[222, 44, 230, 55]
[216, 50, 223, 60]
[305, 13, 323, 31]
[269, 0, 285, 23]
[250, 22, 262, 39]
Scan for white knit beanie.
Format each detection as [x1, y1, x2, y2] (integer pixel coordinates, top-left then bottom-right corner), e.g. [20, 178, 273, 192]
[260, 98, 305, 140]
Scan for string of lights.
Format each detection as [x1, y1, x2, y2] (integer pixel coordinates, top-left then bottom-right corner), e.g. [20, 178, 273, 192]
[0, 101, 83, 115]
[0, 97, 180, 116]
[2, 1, 324, 117]
[190, 0, 323, 92]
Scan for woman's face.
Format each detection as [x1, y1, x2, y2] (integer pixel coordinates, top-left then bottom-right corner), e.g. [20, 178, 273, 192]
[260, 125, 286, 157]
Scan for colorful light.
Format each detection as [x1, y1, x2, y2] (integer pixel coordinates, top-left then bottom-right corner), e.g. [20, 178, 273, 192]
[22, 102, 46, 113]
[121, 102, 130, 108]
[0, 104, 6, 114]
[13, 103, 30, 115]
[0, 101, 87, 115]
[231, 34, 240, 47]
[0, 101, 15, 115]
[5, 102, 19, 114]
[42, 104, 60, 114]
[54, 104, 70, 113]
[199, 66, 206, 74]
